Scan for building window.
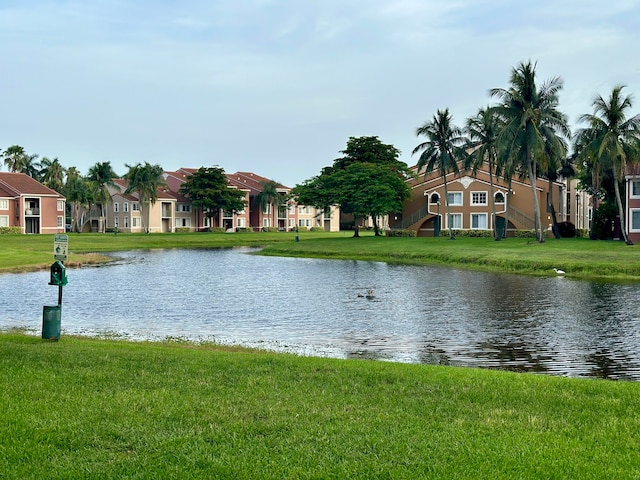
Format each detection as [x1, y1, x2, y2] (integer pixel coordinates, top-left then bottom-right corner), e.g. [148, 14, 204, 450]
[263, 218, 271, 227]
[114, 217, 119, 228]
[288, 219, 295, 228]
[175, 204, 191, 212]
[471, 213, 487, 229]
[430, 193, 440, 204]
[57, 216, 64, 228]
[263, 204, 271, 214]
[132, 203, 140, 211]
[132, 217, 140, 227]
[237, 218, 246, 228]
[630, 209, 640, 231]
[124, 217, 129, 228]
[0, 199, 8, 210]
[495, 192, 505, 204]
[471, 192, 487, 205]
[447, 213, 462, 229]
[57, 200, 64, 211]
[113, 202, 119, 213]
[631, 180, 640, 198]
[446, 192, 463, 206]
[124, 202, 129, 212]
[0, 215, 8, 227]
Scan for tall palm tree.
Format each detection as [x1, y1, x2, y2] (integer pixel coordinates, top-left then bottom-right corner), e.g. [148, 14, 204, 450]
[255, 180, 285, 230]
[124, 162, 166, 233]
[88, 161, 118, 233]
[413, 108, 467, 239]
[21, 154, 41, 179]
[465, 107, 504, 239]
[574, 85, 640, 245]
[40, 157, 66, 193]
[2, 145, 27, 172]
[490, 61, 571, 243]
[64, 168, 94, 233]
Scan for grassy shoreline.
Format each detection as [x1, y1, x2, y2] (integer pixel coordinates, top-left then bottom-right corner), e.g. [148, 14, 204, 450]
[1, 231, 638, 281]
[2, 332, 640, 479]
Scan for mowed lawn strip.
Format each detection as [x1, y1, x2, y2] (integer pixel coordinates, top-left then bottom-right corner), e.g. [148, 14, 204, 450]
[1, 232, 639, 280]
[2, 333, 640, 479]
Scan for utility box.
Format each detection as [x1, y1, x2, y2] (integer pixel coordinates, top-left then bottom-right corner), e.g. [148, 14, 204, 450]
[49, 261, 68, 286]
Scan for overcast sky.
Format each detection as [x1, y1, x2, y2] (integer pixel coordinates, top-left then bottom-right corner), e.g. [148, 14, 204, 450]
[1, 1, 639, 187]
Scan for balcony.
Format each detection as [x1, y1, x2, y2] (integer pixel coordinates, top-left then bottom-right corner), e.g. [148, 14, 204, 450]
[25, 208, 40, 216]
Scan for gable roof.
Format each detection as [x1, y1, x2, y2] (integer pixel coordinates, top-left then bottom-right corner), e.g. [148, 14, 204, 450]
[0, 172, 64, 198]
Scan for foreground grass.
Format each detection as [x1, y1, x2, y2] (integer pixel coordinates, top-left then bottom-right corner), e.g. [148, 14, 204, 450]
[1, 231, 638, 280]
[2, 333, 640, 479]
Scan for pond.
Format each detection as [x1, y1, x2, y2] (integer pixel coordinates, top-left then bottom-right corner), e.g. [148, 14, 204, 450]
[2, 248, 640, 380]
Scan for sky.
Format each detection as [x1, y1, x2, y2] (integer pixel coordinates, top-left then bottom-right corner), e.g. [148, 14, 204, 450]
[1, 1, 639, 187]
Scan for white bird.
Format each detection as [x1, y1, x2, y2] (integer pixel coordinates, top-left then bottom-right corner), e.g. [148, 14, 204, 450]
[553, 268, 566, 275]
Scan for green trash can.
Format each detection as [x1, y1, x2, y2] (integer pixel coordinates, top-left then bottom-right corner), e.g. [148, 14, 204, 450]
[42, 305, 61, 341]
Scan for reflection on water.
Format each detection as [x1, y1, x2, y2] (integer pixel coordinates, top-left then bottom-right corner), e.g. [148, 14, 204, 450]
[1, 247, 640, 380]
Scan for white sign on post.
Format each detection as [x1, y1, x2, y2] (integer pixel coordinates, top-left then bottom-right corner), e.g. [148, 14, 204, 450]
[54, 234, 68, 262]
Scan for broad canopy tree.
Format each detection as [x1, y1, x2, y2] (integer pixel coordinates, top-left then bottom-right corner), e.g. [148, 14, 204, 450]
[293, 136, 413, 237]
[179, 167, 247, 229]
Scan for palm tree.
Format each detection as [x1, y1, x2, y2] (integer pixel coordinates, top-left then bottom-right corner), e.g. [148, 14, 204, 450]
[40, 157, 66, 193]
[255, 180, 285, 230]
[64, 168, 94, 233]
[574, 85, 640, 245]
[490, 61, 571, 243]
[413, 108, 467, 239]
[88, 161, 118, 233]
[2, 145, 28, 172]
[124, 162, 166, 233]
[465, 107, 504, 239]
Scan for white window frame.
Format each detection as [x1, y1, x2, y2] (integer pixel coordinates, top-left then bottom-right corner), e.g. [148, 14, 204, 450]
[114, 217, 119, 228]
[132, 203, 140, 211]
[57, 216, 64, 228]
[471, 191, 487, 206]
[0, 215, 8, 227]
[494, 192, 505, 204]
[237, 218, 246, 228]
[124, 202, 129, 212]
[446, 192, 463, 206]
[0, 199, 8, 210]
[132, 217, 140, 227]
[631, 180, 640, 198]
[447, 213, 462, 230]
[630, 209, 640, 232]
[471, 213, 488, 229]
[113, 202, 119, 213]
[263, 218, 271, 227]
[124, 216, 129, 228]
[57, 200, 64, 211]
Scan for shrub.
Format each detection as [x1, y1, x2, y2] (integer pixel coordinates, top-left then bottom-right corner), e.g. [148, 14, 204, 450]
[386, 229, 417, 237]
[210, 227, 226, 233]
[175, 227, 190, 233]
[262, 227, 278, 233]
[310, 227, 324, 232]
[236, 227, 252, 233]
[0, 226, 21, 234]
[556, 222, 576, 238]
[515, 229, 538, 238]
[575, 228, 590, 238]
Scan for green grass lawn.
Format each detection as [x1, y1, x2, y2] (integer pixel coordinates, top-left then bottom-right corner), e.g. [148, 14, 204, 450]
[2, 333, 640, 479]
[1, 231, 638, 280]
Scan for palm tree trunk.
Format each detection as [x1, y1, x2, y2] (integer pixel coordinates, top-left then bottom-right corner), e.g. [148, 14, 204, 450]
[613, 177, 633, 245]
[489, 165, 498, 240]
[527, 160, 545, 243]
[503, 179, 513, 239]
[442, 174, 454, 239]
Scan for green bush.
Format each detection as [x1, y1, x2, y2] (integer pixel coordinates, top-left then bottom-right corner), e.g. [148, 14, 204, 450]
[175, 227, 190, 233]
[575, 228, 590, 238]
[514, 229, 539, 238]
[310, 226, 324, 232]
[236, 227, 252, 233]
[210, 227, 226, 233]
[386, 229, 417, 237]
[0, 226, 21, 234]
[262, 226, 278, 233]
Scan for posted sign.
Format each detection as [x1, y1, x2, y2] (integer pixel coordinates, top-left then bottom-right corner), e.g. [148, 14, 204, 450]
[54, 234, 68, 262]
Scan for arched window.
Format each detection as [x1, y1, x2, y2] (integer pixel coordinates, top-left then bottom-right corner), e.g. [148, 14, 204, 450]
[430, 193, 440, 204]
[495, 192, 505, 204]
